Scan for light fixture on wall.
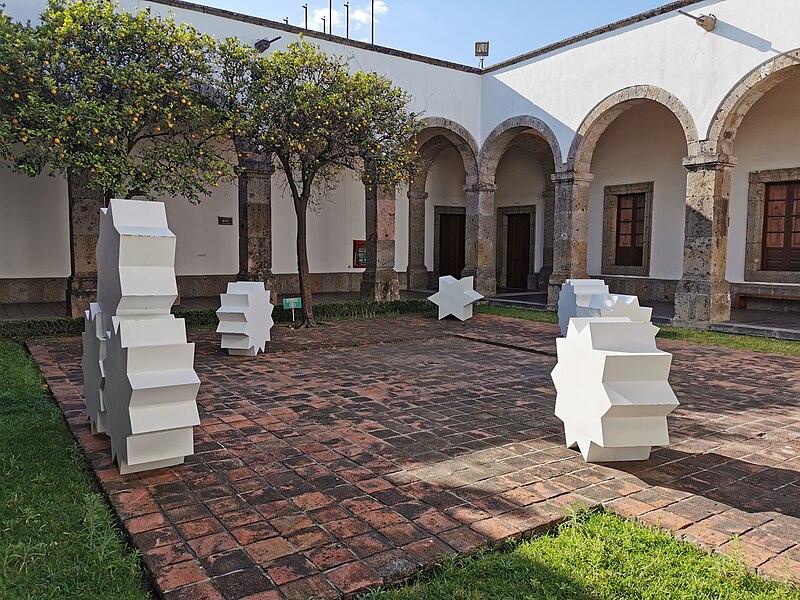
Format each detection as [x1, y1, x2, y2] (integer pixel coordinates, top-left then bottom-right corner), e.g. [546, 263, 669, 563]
[475, 41, 489, 69]
[677, 10, 717, 32]
[254, 36, 281, 53]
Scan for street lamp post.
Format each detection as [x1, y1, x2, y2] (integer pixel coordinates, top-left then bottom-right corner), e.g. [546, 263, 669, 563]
[371, 0, 374, 44]
[303, 3, 308, 29]
[344, 2, 349, 39]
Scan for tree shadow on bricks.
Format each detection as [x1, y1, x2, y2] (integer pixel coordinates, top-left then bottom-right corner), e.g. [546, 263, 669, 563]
[615, 449, 800, 518]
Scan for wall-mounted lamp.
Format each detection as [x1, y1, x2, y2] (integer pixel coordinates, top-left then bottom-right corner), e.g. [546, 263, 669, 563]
[677, 10, 717, 32]
[254, 36, 281, 53]
[475, 41, 489, 69]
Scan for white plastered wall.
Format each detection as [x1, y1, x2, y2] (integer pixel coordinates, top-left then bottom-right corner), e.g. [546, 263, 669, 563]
[588, 102, 688, 280]
[494, 144, 546, 273]
[424, 146, 467, 271]
[726, 71, 800, 282]
[0, 169, 70, 278]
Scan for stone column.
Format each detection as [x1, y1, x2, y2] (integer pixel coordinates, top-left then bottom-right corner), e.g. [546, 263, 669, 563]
[237, 158, 276, 294]
[463, 182, 497, 297]
[406, 190, 429, 290]
[548, 169, 593, 309]
[674, 154, 736, 326]
[67, 169, 105, 317]
[539, 188, 555, 292]
[361, 181, 400, 301]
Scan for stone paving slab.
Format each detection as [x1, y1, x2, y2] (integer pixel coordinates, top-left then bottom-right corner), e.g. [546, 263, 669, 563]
[28, 315, 800, 599]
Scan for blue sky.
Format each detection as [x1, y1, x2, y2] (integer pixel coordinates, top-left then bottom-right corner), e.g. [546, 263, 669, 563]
[196, 0, 672, 65]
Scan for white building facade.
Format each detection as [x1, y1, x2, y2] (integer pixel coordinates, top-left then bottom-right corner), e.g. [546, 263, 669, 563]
[2, 0, 799, 324]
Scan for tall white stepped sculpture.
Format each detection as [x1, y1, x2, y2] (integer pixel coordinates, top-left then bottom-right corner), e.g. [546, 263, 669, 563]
[217, 282, 274, 356]
[81, 302, 108, 434]
[428, 275, 484, 321]
[82, 198, 201, 474]
[551, 318, 679, 462]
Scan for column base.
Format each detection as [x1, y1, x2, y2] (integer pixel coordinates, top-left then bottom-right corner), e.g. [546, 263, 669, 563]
[67, 274, 97, 318]
[462, 267, 496, 297]
[238, 271, 278, 302]
[674, 278, 731, 326]
[407, 266, 430, 291]
[361, 269, 400, 302]
[547, 272, 568, 310]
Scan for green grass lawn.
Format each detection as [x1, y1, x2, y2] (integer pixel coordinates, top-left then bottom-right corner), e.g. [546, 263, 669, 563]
[363, 511, 800, 600]
[0, 340, 149, 600]
[477, 304, 800, 357]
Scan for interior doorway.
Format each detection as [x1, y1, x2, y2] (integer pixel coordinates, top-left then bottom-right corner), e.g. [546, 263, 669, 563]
[434, 206, 466, 281]
[497, 206, 536, 290]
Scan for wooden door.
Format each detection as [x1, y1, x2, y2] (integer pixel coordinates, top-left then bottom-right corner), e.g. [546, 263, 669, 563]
[438, 213, 465, 278]
[506, 213, 531, 289]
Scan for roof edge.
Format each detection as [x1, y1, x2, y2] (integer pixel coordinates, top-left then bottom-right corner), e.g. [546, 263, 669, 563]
[484, 0, 708, 74]
[142, 0, 482, 74]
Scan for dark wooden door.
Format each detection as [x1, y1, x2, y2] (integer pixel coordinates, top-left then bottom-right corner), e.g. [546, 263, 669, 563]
[506, 213, 530, 289]
[438, 213, 465, 278]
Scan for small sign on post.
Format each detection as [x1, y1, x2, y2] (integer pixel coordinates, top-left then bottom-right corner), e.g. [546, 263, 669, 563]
[282, 297, 302, 322]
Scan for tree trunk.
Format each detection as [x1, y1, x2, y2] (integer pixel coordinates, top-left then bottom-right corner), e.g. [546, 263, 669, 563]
[294, 197, 316, 327]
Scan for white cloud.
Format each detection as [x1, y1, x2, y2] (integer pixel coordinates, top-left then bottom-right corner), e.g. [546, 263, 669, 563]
[349, 1, 388, 35]
[306, 1, 389, 38]
[309, 7, 342, 33]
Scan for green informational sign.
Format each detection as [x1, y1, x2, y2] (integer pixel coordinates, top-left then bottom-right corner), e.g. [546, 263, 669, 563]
[282, 297, 302, 310]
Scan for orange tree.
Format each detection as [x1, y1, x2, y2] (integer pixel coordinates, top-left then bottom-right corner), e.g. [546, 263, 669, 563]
[3, 0, 238, 201]
[218, 39, 421, 327]
[0, 11, 35, 163]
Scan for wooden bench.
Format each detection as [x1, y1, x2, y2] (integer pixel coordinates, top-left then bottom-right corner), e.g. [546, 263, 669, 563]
[734, 292, 800, 309]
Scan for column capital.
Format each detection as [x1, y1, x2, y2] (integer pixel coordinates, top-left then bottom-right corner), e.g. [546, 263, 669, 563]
[464, 182, 497, 193]
[552, 170, 594, 185]
[407, 190, 429, 201]
[682, 153, 737, 172]
[239, 157, 276, 176]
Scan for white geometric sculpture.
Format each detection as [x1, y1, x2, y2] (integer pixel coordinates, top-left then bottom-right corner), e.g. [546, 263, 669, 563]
[82, 198, 201, 474]
[551, 317, 679, 462]
[96, 198, 178, 329]
[428, 275, 484, 321]
[557, 279, 610, 336]
[104, 316, 200, 474]
[216, 282, 274, 356]
[81, 302, 108, 434]
[578, 293, 653, 324]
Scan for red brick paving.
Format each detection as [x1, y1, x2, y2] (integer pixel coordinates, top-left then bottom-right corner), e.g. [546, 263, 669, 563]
[28, 314, 800, 598]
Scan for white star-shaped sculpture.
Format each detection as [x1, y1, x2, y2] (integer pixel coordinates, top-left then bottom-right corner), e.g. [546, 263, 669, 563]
[578, 293, 653, 323]
[428, 275, 484, 321]
[557, 279, 610, 336]
[551, 317, 679, 462]
[217, 282, 274, 355]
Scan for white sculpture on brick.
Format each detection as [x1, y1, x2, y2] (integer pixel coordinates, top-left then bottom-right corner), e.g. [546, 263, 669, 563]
[216, 282, 274, 356]
[428, 275, 484, 321]
[81, 302, 108, 434]
[551, 317, 679, 462]
[104, 316, 200, 474]
[82, 198, 201, 474]
[557, 279, 610, 336]
[579, 293, 653, 324]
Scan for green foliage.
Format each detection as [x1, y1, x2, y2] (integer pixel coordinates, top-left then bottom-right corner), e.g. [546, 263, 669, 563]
[476, 303, 559, 324]
[0, 341, 148, 599]
[364, 511, 800, 600]
[658, 326, 800, 357]
[0, 316, 84, 338]
[0, 10, 34, 162]
[2, 0, 238, 201]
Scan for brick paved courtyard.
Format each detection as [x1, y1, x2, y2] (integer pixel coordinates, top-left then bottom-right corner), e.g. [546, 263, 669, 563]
[29, 315, 800, 599]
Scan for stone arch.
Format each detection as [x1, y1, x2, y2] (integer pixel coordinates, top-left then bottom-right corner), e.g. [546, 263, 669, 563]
[708, 49, 800, 156]
[568, 86, 700, 171]
[479, 116, 562, 183]
[411, 117, 479, 192]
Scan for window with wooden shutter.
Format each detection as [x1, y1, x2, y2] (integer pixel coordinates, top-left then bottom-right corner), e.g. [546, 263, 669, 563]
[762, 181, 800, 272]
[615, 193, 646, 267]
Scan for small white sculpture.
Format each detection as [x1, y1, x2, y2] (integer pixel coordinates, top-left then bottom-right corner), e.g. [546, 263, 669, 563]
[428, 275, 484, 321]
[104, 317, 200, 474]
[551, 317, 679, 462]
[557, 279, 610, 336]
[578, 293, 653, 324]
[216, 282, 274, 356]
[82, 302, 108, 434]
